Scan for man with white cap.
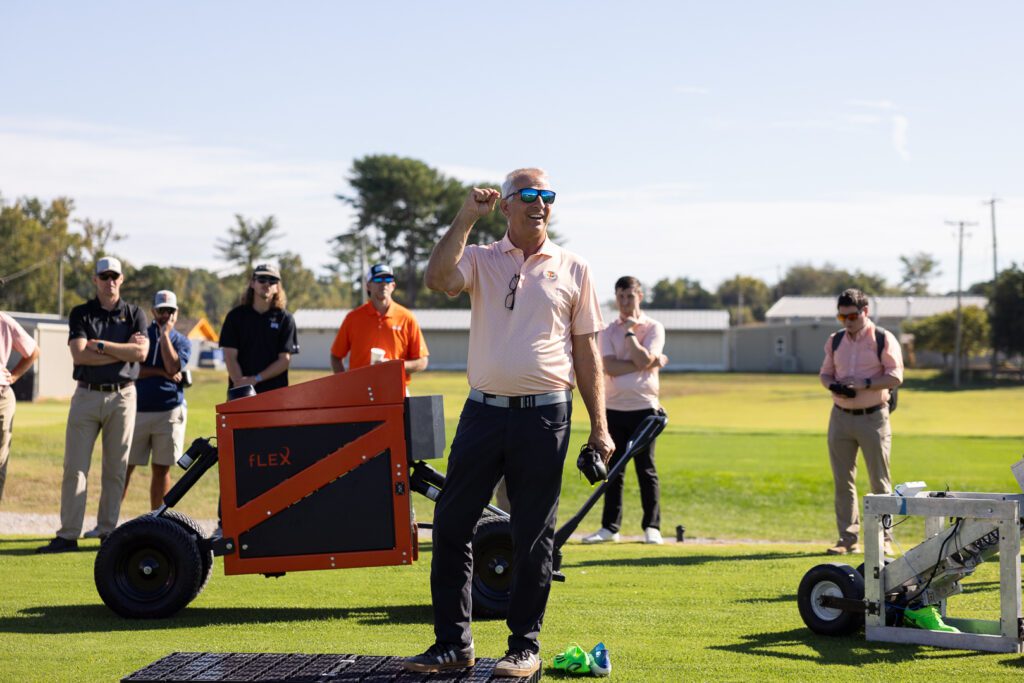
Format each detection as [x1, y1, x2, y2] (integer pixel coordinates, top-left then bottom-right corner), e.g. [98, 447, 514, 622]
[38, 257, 149, 553]
[329, 263, 429, 388]
[121, 290, 191, 510]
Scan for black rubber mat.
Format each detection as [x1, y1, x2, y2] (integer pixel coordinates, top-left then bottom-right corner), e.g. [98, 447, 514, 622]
[122, 652, 542, 682]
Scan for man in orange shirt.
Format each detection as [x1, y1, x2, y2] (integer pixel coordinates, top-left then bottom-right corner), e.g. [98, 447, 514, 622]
[819, 288, 903, 557]
[329, 263, 429, 385]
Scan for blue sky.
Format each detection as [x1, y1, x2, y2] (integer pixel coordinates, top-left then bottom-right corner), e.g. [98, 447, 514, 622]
[2, 1, 1022, 299]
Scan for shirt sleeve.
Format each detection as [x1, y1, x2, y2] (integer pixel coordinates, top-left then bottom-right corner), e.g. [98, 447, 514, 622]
[219, 310, 239, 349]
[599, 326, 614, 358]
[453, 245, 478, 296]
[330, 314, 352, 360]
[68, 305, 88, 342]
[570, 260, 603, 336]
[881, 330, 904, 383]
[6, 315, 37, 358]
[644, 321, 666, 357]
[174, 333, 192, 370]
[405, 317, 428, 359]
[132, 306, 149, 335]
[279, 313, 299, 355]
[820, 334, 836, 376]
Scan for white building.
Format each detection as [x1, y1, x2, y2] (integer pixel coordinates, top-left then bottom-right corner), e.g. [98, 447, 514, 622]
[292, 308, 731, 372]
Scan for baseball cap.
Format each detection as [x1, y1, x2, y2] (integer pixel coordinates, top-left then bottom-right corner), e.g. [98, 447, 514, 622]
[252, 263, 281, 279]
[366, 263, 395, 282]
[153, 290, 178, 310]
[95, 257, 122, 275]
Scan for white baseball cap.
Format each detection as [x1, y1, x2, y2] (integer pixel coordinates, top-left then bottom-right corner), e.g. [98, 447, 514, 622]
[153, 290, 178, 310]
[95, 257, 122, 275]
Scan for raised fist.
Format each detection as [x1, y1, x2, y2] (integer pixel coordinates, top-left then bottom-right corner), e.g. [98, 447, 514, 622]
[461, 187, 500, 220]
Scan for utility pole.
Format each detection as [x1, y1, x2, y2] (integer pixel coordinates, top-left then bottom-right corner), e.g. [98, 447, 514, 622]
[945, 220, 976, 388]
[982, 196, 1001, 281]
[982, 196, 1001, 379]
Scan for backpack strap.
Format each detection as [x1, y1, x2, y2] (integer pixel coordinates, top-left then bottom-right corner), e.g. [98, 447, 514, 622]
[831, 330, 845, 354]
[874, 327, 887, 361]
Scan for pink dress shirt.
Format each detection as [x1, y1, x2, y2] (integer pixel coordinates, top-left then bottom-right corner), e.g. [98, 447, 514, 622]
[820, 318, 903, 410]
[0, 313, 37, 388]
[600, 313, 665, 411]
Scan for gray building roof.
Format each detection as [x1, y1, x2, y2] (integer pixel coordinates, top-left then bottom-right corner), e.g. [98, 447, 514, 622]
[765, 295, 988, 321]
[294, 308, 730, 332]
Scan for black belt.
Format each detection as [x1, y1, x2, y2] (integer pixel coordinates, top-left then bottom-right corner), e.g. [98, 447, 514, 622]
[835, 404, 884, 416]
[78, 380, 133, 392]
[468, 388, 572, 409]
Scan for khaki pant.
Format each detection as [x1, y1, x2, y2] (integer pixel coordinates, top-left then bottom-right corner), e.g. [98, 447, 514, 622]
[828, 404, 892, 546]
[58, 384, 137, 539]
[129, 405, 186, 467]
[0, 386, 15, 503]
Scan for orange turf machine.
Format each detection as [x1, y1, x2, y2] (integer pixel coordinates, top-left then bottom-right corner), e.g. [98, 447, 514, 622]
[94, 361, 458, 619]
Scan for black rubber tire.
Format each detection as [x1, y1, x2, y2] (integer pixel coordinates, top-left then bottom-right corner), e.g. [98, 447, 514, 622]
[159, 510, 215, 598]
[95, 516, 203, 618]
[471, 516, 514, 618]
[797, 563, 865, 636]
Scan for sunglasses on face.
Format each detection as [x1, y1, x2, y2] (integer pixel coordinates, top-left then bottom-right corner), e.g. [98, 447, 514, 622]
[370, 276, 395, 284]
[836, 311, 863, 322]
[254, 276, 280, 285]
[156, 307, 176, 315]
[97, 272, 120, 281]
[505, 188, 556, 204]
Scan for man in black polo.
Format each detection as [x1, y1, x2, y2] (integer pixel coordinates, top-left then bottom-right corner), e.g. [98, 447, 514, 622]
[38, 257, 149, 553]
[219, 263, 299, 395]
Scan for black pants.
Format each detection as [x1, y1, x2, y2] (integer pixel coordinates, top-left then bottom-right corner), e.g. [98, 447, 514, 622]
[431, 398, 572, 653]
[600, 408, 661, 533]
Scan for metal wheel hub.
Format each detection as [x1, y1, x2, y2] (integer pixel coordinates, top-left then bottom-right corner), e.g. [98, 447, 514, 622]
[810, 580, 844, 621]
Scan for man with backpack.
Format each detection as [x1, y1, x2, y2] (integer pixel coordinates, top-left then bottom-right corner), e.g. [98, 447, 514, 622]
[819, 288, 903, 557]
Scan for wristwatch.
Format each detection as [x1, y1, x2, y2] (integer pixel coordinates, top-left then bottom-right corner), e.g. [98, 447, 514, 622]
[625, 332, 636, 338]
[97, 341, 106, 354]
[865, 378, 872, 389]
[253, 373, 263, 384]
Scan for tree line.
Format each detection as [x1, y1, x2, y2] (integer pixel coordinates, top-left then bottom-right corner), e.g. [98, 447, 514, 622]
[1, 154, 1022, 368]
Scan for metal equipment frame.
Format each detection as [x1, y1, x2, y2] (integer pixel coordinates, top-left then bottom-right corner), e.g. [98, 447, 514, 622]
[862, 491, 1024, 653]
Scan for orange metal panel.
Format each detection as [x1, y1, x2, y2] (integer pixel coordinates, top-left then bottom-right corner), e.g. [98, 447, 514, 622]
[216, 401, 414, 576]
[216, 361, 406, 414]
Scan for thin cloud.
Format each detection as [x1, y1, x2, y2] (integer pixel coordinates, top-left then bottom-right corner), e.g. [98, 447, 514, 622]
[891, 114, 910, 161]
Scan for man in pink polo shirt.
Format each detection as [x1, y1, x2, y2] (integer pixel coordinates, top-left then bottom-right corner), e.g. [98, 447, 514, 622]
[584, 276, 668, 546]
[0, 312, 41, 503]
[404, 168, 612, 678]
[819, 288, 904, 556]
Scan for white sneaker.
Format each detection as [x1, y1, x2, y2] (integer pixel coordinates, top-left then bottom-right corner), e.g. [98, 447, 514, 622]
[644, 527, 664, 544]
[582, 528, 620, 544]
[82, 527, 102, 539]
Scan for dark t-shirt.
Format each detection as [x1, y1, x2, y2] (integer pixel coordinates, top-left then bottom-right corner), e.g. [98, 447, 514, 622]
[136, 322, 192, 412]
[219, 305, 299, 393]
[68, 298, 148, 384]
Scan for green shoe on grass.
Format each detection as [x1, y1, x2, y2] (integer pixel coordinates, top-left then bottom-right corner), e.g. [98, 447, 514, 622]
[552, 644, 592, 674]
[904, 605, 960, 633]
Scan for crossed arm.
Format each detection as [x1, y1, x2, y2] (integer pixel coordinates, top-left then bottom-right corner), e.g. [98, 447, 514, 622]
[69, 334, 149, 366]
[223, 347, 291, 387]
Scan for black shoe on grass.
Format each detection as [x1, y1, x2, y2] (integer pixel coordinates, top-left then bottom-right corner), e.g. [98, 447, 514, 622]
[402, 642, 475, 672]
[36, 537, 79, 554]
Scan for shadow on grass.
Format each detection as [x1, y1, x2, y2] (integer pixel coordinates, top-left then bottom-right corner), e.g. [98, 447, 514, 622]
[900, 373, 1021, 393]
[709, 626, 984, 665]
[0, 539, 102, 557]
[565, 550, 821, 570]
[0, 603, 433, 635]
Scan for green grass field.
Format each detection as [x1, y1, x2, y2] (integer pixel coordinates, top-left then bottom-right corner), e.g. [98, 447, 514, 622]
[2, 370, 1023, 680]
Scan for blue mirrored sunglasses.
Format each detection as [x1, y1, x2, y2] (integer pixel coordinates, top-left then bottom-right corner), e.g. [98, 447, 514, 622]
[370, 275, 395, 283]
[505, 188, 556, 204]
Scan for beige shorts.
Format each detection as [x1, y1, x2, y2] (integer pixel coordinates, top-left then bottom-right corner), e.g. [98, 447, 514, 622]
[129, 404, 186, 467]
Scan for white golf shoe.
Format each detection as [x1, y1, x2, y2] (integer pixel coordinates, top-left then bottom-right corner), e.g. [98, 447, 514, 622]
[582, 528, 620, 544]
[644, 527, 664, 544]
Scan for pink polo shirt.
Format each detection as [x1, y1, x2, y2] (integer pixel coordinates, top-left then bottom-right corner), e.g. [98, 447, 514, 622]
[820, 318, 904, 410]
[455, 234, 603, 395]
[0, 312, 37, 387]
[600, 313, 665, 411]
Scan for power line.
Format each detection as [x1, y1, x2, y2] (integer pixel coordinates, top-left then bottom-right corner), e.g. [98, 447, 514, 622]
[981, 195, 1001, 282]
